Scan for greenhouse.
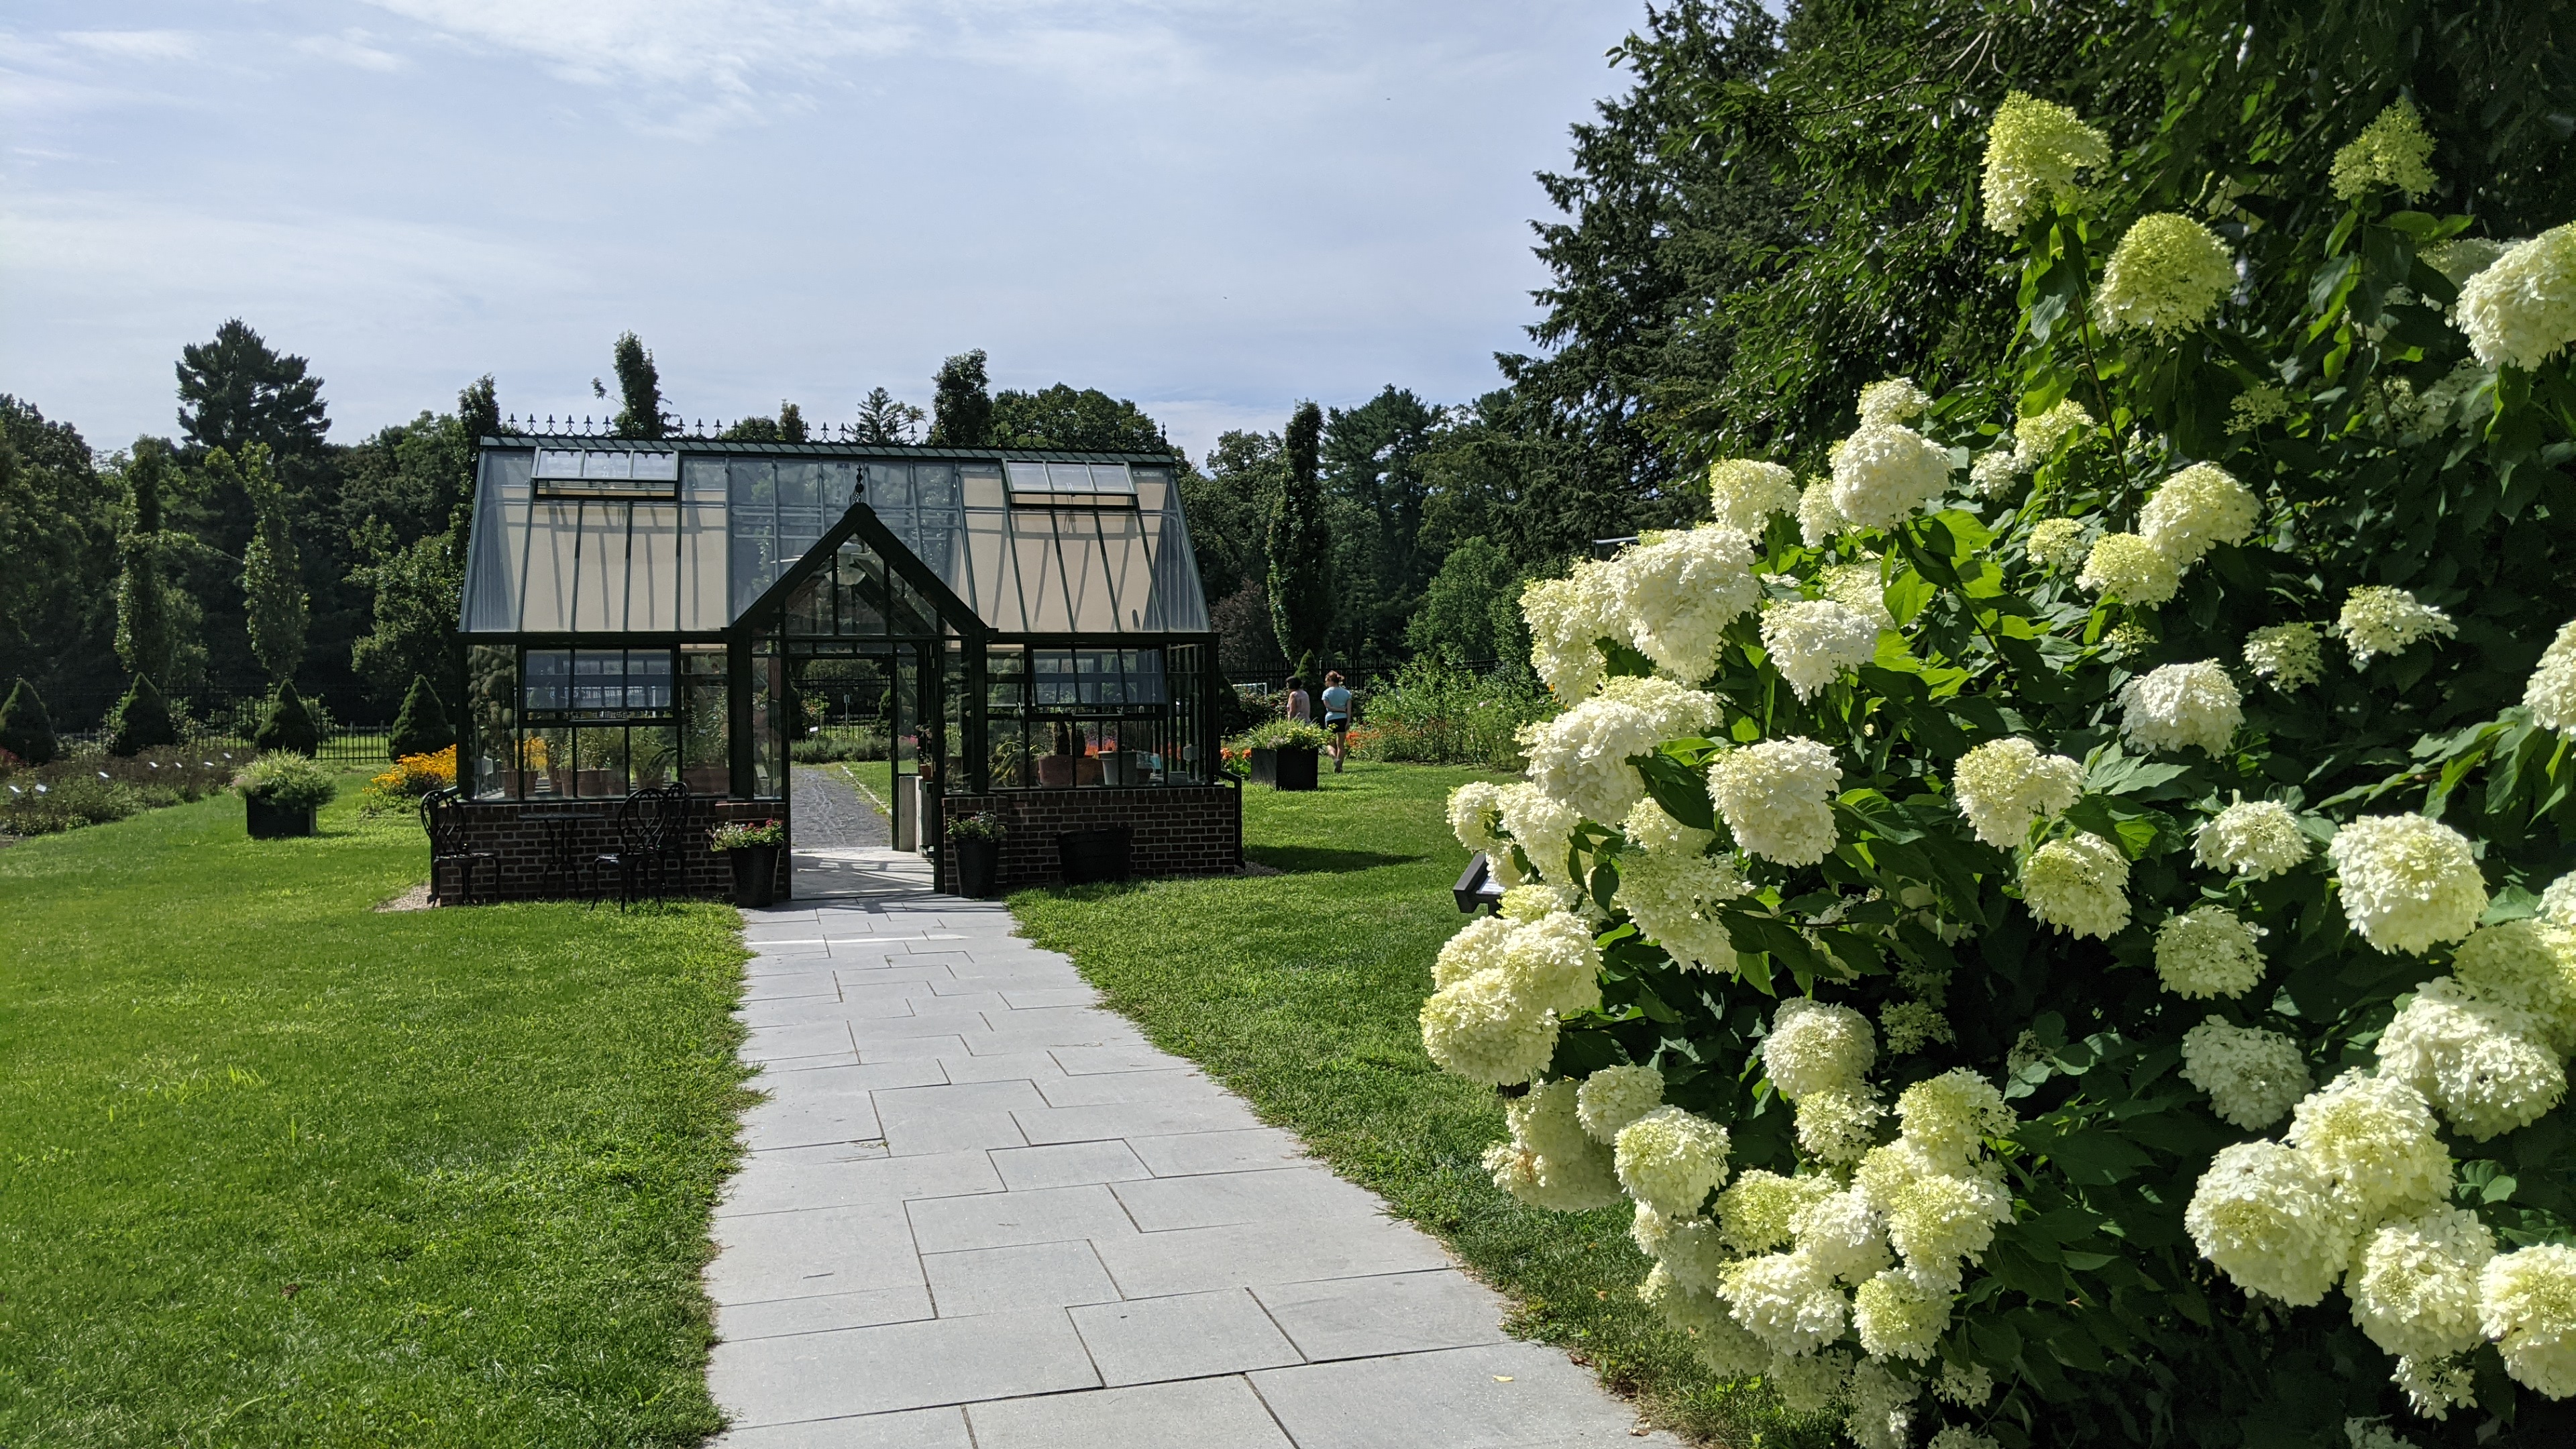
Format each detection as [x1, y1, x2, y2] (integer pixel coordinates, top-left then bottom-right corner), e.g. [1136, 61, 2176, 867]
[449, 431, 1235, 898]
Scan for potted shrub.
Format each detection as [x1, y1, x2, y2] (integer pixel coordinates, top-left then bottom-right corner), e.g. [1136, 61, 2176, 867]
[949, 810, 1006, 898]
[710, 817, 786, 908]
[1234, 719, 1330, 790]
[235, 751, 335, 838]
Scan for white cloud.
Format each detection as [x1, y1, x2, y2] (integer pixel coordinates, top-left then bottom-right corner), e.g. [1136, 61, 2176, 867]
[294, 32, 408, 72]
[58, 29, 199, 61]
[358, 0, 920, 88]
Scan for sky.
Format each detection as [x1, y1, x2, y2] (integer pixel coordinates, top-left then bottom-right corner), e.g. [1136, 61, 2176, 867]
[1, 1, 1650, 463]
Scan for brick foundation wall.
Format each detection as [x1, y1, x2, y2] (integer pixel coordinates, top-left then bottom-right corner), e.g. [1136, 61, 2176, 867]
[441, 796, 792, 902]
[930, 785, 1242, 894]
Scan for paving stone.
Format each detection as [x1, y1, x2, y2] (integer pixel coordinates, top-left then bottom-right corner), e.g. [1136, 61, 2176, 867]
[742, 970, 845, 1003]
[1034, 1068, 1230, 1110]
[931, 1050, 1066, 1085]
[1252, 1271, 1510, 1360]
[924, 1240, 1120, 1316]
[712, 1405, 971, 1448]
[743, 1059, 946, 1096]
[1069, 1289, 1302, 1385]
[971, 1025, 1146, 1058]
[1014, 1097, 1263, 1144]
[718, 1284, 934, 1342]
[751, 1139, 893, 1169]
[996, 986, 1102, 1008]
[965, 1375, 1294, 1449]
[1112, 1165, 1386, 1232]
[716, 1149, 1002, 1218]
[745, 1022, 857, 1063]
[1089, 1218, 1448, 1299]
[740, 1075, 884, 1152]
[1053, 1043, 1183, 1075]
[846, 1012, 996, 1049]
[874, 1079, 1045, 1155]
[904, 1182, 1139, 1254]
[988, 1140, 1152, 1191]
[855, 1034, 973, 1063]
[708, 1308, 1099, 1424]
[706, 1203, 922, 1305]
[1129, 1127, 1309, 1177]
[1250, 1342, 1682, 1448]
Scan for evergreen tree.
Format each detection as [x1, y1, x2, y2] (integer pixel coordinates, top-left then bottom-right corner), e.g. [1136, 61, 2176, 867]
[221, 443, 307, 685]
[610, 332, 667, 440]
[1265, 402, 1332, 680]
[853, 387, 925, 444]
[253, 680, 319, 757]
[0, 677, 57, 765]
[175, 319, 329, 458]
[113, 437, 197, 692]
[926, 350, 992, 447]
[0, 398, 119, 728]
[388, 674, 453, 759]
[107, 674, 176, 757]
[777, 400, 807, 443]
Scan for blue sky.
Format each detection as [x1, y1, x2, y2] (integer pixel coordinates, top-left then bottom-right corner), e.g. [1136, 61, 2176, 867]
[2, 1, 1648, 462]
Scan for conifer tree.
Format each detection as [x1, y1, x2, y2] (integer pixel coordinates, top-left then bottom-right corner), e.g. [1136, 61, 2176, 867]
[610, 332, 667, 439]
[0, 678, 57, 765]
[108, 674, 176, 757]
[1265, 402, 1333, 678]
[253, 680, 319, 757]
[388, 674, 453, 759]
[225, 443, 306, 686]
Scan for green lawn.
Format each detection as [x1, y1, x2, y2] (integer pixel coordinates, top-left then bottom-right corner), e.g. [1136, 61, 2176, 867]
[1010, 762, 1818, 1448]
[0, 784, 751, 1446]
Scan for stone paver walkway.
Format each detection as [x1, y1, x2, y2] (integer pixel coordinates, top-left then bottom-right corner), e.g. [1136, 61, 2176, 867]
[706, 846, 1680, 1449]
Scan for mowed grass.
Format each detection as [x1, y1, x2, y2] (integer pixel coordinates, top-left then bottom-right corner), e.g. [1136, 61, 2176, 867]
[1009, 763, 1817, 1448]
[0, 784, 752, 1446]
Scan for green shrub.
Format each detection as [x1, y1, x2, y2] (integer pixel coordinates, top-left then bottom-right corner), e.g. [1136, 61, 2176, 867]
[1353, 655, 1554, 770]
[1425, 99, 2576, 1448]
[253, 682, 319, 757]
[235, 752, 336, 812]
[0, 677, 57, 765]
[0, 749, 231, 836]
[1230, 718, 1334, 753]
[790, 729, 889, 763]
[107, 675, 177, 757]
[387, 675, 453, 759]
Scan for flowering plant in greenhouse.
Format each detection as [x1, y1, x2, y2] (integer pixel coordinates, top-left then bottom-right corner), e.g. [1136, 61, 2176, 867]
[1426, 93, 2576, 1449]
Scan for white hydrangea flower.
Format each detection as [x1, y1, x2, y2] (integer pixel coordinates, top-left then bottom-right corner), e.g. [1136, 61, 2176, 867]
[2120, 660, 2243, 756]
[2455, 918, 2576, 1053]
[2156, 906, 2269, 999]
[2026, 517, 2090, 571]
[2096, 212, 2237, 338]
[2424, 237, 2510, 287]
[1981, 91, 2110, 233]
[1706, 737, 1841, 866]
[2288, 1069, 2453, 1221]
[2195, 798, 2312, 879]
[1880, 1000, 1955, 1055]
[1611, 527, 1763, 684]
[1797, 478, 1847, 547]
[2336, 586, 2457, 665]
[1433, 913, 1513, 990]
[1759, 599, 1881, 701]
[2479, 1244, 2576, 1397]
[1576, 1064, 1666, 1144]
[1794, 1085, 1884, 1166]
[1613, 1106, 1733, 1218]
[1829, 423, 1954, 530]
[1498, 883, 1574, 922]
[1485, 1077, 1623, 1211]
[1654, 1215, 1734, 1293]
[1853, 1266, 1950, 1363]
[1932, 1360, 1993, 1407]
[2139, 462, 2260, 566]
[2545, 871, 2576, 929]
[1969, 449, 2020, 497]
[2245, 622, 2326, 691]
[2326, 814, 2487, 956]
[2349, 1206, 2495, 1362]
[2184, 1140, 2355, 1305]
[2342, 1419, 2422, 1449]
[1857, 377, 1933, 425]
[2021, 831, 2132, 939]
[1950, 737, 2084, 849]
[1497, 782, 1580, 885]
[2012, 398, 2095, 464]
[1718, 1250, 1847, 1356]
[1717, 1169, 1835, 1255]
[1419, 971, 1558, 1085]
[2375, 977, 2565, 1141]
[2180, 1017, 2311, 1130]
[1863, 1150, 2013, 1289]
[1520, 687, 1698, 825]
[1613, 845, 1748, 973]
[1927, 1428, 2001, 1449]
[2330, 98, 2438, 202]
[1706, 459, 1799, 535]
[1638, 1263, 1772, 1378]
[1767, 1346, 1852, 1414]
[1622, 796, 1715, 857]
[1821, 559, 1894, 630]
[2076, 532, 2183, 606]
[1520, 559, 1623, 699]
[2455, 223, 2576, 371]
[1893, 1069, 2016, 1164]
[1495, 908, 1605, 1020]
[1844, 1357, 1920, 1449]
[1762, 998, 1877, 1100]
[1790, 1186, 1892, 1285]
[2526, 619, 2576, 734]
[2394, 1352, 2479, 1420]
[1447, 780, 1509, 861]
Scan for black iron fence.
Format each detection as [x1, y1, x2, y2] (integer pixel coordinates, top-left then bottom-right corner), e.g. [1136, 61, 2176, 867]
[56, 725, 398, 768]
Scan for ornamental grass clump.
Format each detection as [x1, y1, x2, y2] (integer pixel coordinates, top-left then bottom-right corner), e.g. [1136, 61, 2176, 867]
[1416, 91, 2576, 1448]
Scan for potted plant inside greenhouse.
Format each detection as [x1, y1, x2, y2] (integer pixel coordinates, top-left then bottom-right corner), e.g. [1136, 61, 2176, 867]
[710, 818, 786, 908]
[1237, 719, 1329, 791]
[236, 752, 335, 839]
[949, 810, 1005, 898]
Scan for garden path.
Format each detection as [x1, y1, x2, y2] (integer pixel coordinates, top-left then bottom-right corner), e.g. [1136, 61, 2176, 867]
[706, 845, 1682, 1448]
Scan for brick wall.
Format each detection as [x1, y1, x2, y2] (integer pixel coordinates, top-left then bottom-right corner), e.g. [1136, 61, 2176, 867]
[440, 796, 791, 902]
[930, 785, 1242, 895]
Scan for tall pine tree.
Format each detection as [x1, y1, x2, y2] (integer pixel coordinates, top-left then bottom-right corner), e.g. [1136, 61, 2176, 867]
[1265, 402, 1332, 681]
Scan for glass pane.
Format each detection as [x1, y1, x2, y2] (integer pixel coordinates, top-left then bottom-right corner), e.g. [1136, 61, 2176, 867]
[631, 503, 680, 632]
[524, 649, 572, 712]
[988, 716, 1028, 789]
[682, 647, 730, 796]
[729, 460, 780, 618]
[467, 645, 517, 798]
[629, 724, 679, 790]
[626, 649, 674, 711]
[532, 722, 574, 798]
[752, 653, 786, 799]
[573, 725, 631, 798]
[986, 645, 1026, 709]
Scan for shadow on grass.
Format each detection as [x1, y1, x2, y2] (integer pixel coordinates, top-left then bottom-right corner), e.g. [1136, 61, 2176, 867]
[1248, 844, 1425, 874]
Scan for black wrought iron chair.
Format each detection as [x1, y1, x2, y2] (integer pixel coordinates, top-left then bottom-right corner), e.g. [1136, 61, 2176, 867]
[590, 782, 689, 908]
[420, 787, 497, 906]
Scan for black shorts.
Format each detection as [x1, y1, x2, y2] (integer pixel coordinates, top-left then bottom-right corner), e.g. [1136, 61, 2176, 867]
[1324, 716, 1350, 733]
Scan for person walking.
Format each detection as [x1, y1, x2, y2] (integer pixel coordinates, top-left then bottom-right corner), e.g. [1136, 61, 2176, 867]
[1283, 677, 1312, 724]
[1320, 670, 1353, 773]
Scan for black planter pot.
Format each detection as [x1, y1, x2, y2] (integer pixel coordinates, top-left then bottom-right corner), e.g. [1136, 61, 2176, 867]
[1249, 745, 1318, 791]
[246, 796, 317, 839]
[953, 835, 1002, 898]
[728, 844, 782, 908]
[1057, 825, 1132, 885]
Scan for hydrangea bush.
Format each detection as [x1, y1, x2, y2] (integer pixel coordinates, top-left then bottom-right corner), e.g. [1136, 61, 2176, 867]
[1428, 96, 2576, 1449]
